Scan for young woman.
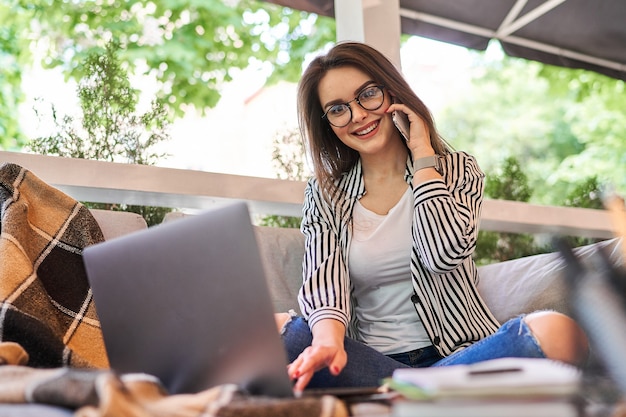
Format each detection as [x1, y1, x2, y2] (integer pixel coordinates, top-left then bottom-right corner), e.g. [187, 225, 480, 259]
[277, 41, 588, 393]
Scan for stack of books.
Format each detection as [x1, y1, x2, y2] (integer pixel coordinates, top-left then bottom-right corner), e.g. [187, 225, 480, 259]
[388, 357, 583, 417]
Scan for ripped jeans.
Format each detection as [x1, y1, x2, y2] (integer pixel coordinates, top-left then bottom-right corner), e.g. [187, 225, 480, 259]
[281, 314, 545, 388]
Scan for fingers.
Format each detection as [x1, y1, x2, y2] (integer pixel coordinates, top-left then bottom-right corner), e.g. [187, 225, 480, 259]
[287, 346, 323, 380]
[288, 353, 316, 393]
[387, 103, 418, 121]
[388, 104, 430, 151]
[293, 369, 314, 393]
[287, 345, 347, 393]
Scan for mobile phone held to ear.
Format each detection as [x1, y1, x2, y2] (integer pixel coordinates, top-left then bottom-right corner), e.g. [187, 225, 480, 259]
[392, 110, 410, 141]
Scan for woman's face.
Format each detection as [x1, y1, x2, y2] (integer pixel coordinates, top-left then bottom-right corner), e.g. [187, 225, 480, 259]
[318, 66, 401, 156]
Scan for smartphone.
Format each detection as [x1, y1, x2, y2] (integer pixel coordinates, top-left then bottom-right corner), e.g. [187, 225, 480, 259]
[392, 110, 410, 141]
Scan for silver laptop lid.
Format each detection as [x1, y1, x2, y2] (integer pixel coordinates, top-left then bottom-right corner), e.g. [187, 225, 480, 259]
[83, 202, 293, 397]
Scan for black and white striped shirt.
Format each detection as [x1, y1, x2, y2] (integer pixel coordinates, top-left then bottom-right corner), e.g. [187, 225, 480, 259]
[297, 151, 501, 357]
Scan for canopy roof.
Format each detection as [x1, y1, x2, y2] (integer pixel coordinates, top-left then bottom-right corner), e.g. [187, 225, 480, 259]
[265, 0, 626, 81]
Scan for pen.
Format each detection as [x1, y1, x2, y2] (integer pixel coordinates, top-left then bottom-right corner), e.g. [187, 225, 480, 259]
[468, 367, 523, 376]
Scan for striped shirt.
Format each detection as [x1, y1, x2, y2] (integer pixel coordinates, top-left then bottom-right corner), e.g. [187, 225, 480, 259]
[297, 151, 501, 357]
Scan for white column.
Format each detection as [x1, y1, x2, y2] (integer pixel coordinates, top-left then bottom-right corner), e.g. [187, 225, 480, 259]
[335, 0, 365, 43]
[334, 0, 402, 69]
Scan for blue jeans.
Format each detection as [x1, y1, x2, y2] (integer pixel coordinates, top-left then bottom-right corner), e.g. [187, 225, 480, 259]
[281, 315, 545, 388]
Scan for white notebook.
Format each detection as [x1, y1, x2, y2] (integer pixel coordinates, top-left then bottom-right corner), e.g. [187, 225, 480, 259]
[391, 357, 581, 399]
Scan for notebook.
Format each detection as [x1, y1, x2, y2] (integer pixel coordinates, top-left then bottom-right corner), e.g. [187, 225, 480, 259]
[83, 201, 294, 397]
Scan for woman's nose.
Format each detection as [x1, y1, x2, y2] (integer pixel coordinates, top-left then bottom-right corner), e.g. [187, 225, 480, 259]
[351, 105, 369, 123]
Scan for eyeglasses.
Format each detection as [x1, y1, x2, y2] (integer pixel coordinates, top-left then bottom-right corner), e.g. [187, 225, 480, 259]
[322, 85, 385, 127]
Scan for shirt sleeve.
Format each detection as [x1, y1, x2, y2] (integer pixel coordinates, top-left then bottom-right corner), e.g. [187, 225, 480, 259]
[297, 178, 351, 331]
[412, 151, 484, 274]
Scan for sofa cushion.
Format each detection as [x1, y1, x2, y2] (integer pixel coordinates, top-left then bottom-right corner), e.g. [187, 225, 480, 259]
[477, 238, 623, 324]
[254, 226, 304, 314]
[90, 209, 148, 240]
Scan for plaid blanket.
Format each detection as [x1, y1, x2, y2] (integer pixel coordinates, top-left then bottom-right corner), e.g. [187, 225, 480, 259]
[0, 162, 349, 416]
[0, 162, 107, 368]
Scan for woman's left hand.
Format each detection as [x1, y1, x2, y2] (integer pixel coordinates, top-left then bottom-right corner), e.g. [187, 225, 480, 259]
[387, 103, 434, 157]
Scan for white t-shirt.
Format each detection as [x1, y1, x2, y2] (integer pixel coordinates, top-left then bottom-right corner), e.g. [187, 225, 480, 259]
[349, 187, 431, 354]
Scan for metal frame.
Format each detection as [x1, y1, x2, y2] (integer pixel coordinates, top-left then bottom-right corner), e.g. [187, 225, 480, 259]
[396, 0, 625, 73]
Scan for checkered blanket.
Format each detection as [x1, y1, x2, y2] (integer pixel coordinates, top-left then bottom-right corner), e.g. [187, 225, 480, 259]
[0, 162, 349, 416]
[0, 162, 107, 368]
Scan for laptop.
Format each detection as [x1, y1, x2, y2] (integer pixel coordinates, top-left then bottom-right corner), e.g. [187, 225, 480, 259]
[83, 201, 294, 397]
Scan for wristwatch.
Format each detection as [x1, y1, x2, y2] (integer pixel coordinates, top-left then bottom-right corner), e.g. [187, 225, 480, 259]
[413, 155, 442, 175]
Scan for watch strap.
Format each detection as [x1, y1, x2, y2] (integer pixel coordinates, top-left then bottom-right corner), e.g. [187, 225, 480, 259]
[413, 155, 442, 174]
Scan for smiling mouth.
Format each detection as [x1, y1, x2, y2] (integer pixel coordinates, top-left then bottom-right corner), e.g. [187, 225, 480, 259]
[354, 121, 379, 136]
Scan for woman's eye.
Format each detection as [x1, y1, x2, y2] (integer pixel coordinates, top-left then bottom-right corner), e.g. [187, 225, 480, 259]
[329, 105, 347, 115]
[360, 87, 378, 100]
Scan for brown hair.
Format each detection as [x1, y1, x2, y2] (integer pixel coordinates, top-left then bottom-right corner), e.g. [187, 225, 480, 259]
[297, 41, 451, 199]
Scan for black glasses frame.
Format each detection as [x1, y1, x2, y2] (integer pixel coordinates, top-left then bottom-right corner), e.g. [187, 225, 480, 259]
[322, 85, 386, 128]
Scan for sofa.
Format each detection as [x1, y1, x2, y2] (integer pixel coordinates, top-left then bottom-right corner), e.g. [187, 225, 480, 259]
[0, 207, 624, 416]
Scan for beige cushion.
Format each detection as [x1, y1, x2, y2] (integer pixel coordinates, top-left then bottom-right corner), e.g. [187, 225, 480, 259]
[477, 238, 623, 323]
[90, 209, 148, 240]
[255, 226, 304, 314]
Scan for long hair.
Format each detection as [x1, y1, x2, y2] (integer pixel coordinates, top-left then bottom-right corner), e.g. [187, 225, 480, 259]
[297, 41, 451, 200]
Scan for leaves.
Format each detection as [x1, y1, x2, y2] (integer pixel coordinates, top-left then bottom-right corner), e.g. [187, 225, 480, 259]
[5, 0, 335, 131]
[29, 41, 171, 165]
[0, 1, 32, 148]
[438, 46, 626, 206]
[1, 1, 331, 148]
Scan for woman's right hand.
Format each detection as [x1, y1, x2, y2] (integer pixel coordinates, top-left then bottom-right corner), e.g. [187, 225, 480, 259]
[287, 319, 347, 393]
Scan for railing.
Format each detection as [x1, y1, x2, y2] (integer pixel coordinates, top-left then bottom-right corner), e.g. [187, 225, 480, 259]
[0, 151, 616, 239]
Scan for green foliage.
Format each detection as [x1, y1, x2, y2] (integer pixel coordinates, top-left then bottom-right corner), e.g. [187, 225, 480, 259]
[6, 0, 335, 138]
[0, 2, 31, 149]
[30, 42, 169, 164]
[259, 215, 301, 229]
[270, 127, 311, 181]
[28, 41, 172, 226]
[438, 43, 626, 205]
[475, 231, 547, 266]
[89, 203, 170, 227]
[560, 176, 605, 248]
[475, 156, 607, 264]
[434, 44, 623, 262]
[475, 157, 550, 265]
[563, 176, 604, 210]
[258, 127, 310, 228]
[484, 157, 531, 202]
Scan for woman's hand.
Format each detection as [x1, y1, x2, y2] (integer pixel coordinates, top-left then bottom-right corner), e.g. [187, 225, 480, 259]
[387, 103, 434, 157]
[287, 319, 347, 393]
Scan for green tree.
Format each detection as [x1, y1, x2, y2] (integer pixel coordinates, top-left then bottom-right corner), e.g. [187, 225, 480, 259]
[483, 156, 531, 202]
[2, 0, 335, 148]
[29, 41, 172, 226]
[475, 157, 606, 264]
[560, 176, 605, 248]
[258, 126, 310, 228]
[475, 157, 550, 265]
[0, 2, 30, 148]
[438, 43, 626, 205]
